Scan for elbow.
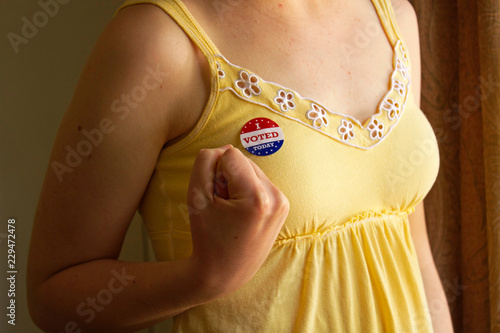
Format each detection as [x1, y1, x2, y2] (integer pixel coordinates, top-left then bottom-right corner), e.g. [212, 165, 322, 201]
[27, 276, 70, 333]
[27, 280, 134, 333]
[27, 283, 54, 332]
[27, 260, 71, 332]
[26, 287, 52, 332]
[28, 285, 85, 333]
[27, 264, 48, 330]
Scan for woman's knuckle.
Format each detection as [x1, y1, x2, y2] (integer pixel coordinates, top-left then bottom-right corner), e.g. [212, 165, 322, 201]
[274, 191, 289, 214]
[250, 189, 271, 211]
[197, 148, 212, 159]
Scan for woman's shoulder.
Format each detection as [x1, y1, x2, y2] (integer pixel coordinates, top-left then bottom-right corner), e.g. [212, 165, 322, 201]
[110, 3, 196, 67]
[106, 3, 211, 143]
[390, 0, 419, 32]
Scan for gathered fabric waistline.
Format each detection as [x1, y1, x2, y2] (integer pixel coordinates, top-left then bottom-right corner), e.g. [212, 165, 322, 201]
[146, 208, 415, 245]
[274, 208, 415, 246]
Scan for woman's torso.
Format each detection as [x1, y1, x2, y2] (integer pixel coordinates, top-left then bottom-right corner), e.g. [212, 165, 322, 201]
[113, 0, 438, 331]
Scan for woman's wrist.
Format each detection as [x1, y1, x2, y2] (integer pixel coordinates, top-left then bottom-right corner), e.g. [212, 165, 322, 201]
[170, 255, 228, 307]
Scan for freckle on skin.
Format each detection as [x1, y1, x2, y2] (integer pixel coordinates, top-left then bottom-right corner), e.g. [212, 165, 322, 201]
[77, 125, 82, 131]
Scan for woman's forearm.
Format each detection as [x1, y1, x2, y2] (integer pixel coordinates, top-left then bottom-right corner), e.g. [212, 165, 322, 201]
[28, 258, 211, 333]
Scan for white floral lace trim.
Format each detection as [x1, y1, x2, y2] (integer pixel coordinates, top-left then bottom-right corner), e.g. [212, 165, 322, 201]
[306, 104, 329, 129]
[400, 43, 408, 61]
[367, 118, 385, 140]
[216, 39, 411, 148]
[274, 89, 296, 112]
[216, 61, 225, 78]
[392, 79, 406, 97]
[381, 98, 402, 120]
[338, 119, 355, 141]
[234, 70, 261, 98]
[396, 58, 410, 80]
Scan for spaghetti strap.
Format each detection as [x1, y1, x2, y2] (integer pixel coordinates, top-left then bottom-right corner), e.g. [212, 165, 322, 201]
[114, 0, 221, 59]
[370, 0, 404, 46]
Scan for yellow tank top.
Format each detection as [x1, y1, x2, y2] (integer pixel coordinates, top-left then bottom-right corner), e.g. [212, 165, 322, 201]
[115, 1, 438, 331]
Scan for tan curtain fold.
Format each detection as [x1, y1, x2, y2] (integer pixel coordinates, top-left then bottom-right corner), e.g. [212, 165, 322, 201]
[478, 0, 500, 331]
[458, 1, 490, 332]
[410, 0, 500, 331]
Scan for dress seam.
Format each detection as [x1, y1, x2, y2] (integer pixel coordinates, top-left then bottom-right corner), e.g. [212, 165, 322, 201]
[274, 208, 414, 246]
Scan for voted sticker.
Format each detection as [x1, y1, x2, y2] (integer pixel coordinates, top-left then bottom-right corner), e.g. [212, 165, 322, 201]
[240, 118, 284, 156]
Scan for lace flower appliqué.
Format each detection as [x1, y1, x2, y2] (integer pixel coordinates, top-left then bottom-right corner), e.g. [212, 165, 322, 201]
[400, 43, 408, 61]
[338, 119, 355, 141]
[235, 70, 261, 98]
[306, 103, 329, 129]
[367, 118, 385, 140]
[274, 89, 295, 112]
[381, 98, 402, 120]
[216, 61, 225, 79]
[392, 79, 406, 97]
[396, 59, 410, 80]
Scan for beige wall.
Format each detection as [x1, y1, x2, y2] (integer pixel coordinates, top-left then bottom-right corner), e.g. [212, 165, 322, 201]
[1, 1, 172, 332]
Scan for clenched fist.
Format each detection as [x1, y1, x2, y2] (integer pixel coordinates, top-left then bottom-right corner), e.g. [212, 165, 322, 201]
[187, 145, 289, 298]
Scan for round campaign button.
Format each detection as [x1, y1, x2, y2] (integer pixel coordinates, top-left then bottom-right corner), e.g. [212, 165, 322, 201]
[240, 118, 284, 156]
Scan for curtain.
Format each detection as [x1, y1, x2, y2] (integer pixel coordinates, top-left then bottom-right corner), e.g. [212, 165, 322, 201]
[409, 0, 500, 332]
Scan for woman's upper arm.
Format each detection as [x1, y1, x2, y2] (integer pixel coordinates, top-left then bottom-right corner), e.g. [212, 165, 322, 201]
[28, 4, 197, 287]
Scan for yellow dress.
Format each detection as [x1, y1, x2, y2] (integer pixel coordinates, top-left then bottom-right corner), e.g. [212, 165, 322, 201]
[115, 1, 438, 332]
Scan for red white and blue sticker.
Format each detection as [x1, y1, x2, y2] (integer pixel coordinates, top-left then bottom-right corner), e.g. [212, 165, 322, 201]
[240, 118, 284, 156]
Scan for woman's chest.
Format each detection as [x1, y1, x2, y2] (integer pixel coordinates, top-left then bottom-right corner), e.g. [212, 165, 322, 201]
[185, 0, 397, 125]
[158, 92, 440, 238]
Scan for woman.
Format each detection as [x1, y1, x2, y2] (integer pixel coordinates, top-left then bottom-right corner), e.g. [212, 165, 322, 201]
[27, 0, 454, 331]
